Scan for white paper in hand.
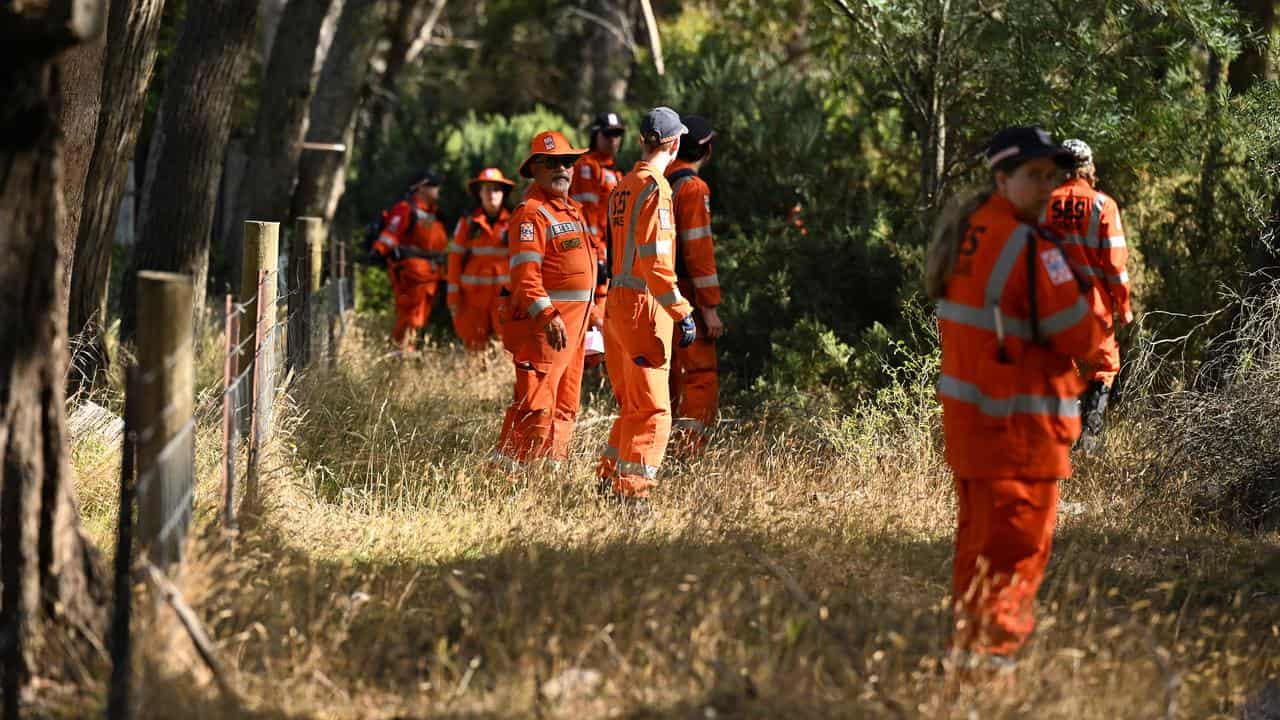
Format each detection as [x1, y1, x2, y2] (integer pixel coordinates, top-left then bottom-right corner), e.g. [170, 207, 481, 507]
[584, 328, 605, 356]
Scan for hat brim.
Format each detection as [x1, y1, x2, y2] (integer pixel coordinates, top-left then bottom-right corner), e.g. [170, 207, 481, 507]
[518, 148, 588, 178]
[467, 176, 515, 190]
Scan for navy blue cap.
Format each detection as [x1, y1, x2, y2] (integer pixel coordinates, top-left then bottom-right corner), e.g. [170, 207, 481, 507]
[984, 126, 1073, 169]
[640, 106, 688, 145]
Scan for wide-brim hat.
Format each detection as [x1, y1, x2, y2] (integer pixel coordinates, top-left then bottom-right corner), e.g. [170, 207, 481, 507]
[466, 167, 516, 191]
[519, 130, 588, 178]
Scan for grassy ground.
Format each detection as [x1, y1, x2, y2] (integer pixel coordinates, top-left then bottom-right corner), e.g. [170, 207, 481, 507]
[62, 317, 1280, 719]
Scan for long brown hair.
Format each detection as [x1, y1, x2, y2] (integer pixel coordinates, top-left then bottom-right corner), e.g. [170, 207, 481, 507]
[925, 188, 992, 299]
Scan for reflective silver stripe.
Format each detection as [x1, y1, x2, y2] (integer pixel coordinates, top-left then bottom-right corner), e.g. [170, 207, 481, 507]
[1039, 297, 1088, 336]
[1077, 266, 1129, 285]
[470, 246, 508, 256]
[1101, 235, 1126, 249]
[656, 288, 685, 307]
[637, 240, 671, 258]
[447, 241, 466, 253]
[985, 225, 1031, 305]
[612, 276, 646, 290]
[548, 289, 593, 302]
[938, 374, 1079, 418]
[1111, 270, 1129, 284]
[536, 206, 555, 223]
[671, 175, 694, 193]
[510, 251, 543, 268]
[1086, 196, 1105, 247]
[1059, 233, 1089, 247]
[936, 300, 1030, 339]
[375, 235, 396, 248]
[528, 296, 552, 316]
[601, 445, 619, 460]
[618, 460, 659, 480]
[679, 225, 712, 242]
[572, 192, 600, 204]
[614, 180, 658, 287]
[692, 274, 719, 288]
[460, 274, 509, 286]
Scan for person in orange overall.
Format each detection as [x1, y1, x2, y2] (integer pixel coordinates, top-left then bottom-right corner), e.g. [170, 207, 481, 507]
[597, 107, 698, 505]
[372, 169, 449, 353]
[572, 111, 626, 331]
[448, 167, 515, 350]
[665, 115, 724, 449]
[1042, 139, 1133, 453]
[492, 131, 596, 469]
[925, 126, 1107, 675]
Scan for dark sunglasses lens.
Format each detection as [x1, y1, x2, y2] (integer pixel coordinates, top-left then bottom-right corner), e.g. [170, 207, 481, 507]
[604, 129, 624, 138]
[542, 156, 574, 169]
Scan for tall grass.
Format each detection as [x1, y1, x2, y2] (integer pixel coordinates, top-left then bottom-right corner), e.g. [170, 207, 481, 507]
[51, 305, 1280, 718]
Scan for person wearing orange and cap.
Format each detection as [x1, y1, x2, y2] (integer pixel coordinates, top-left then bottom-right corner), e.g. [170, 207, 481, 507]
[664, 115, 723, 449]
[596, 107, 697, 505]
[372, 169, 449, 353]
[1042, 139, 1132, 454]
[448, 167, 516, 350]
[925, 126, 1106, 676]
[572, 111, 626, 330]
[492, 131, 596, 469]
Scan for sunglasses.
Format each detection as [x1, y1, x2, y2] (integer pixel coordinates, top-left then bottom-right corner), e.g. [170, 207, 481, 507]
[537, 156, 577, 169]
[602, 129, 625, 138]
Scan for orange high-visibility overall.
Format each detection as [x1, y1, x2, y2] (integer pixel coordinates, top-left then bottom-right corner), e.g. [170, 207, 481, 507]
[936, 193, 1106, 657]
[571, 149, 621, 328]
[1043, 178, 1131, 386]
[374, 196, 448, 348]
[666, 160, 721, 444]
[493, 185, 596, 466]
[597, 162, 695, 498]
[448, 207, 512, 350]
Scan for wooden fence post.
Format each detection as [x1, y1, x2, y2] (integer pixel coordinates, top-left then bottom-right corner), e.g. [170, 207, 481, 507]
[238, 221, 278, 437]
[134, 271, 194, 567]
[288, 217, 324, 371]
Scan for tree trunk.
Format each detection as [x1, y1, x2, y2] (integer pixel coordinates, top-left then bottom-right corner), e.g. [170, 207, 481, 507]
[1, 3, 109, 710]
[292, 0, 387, 230]
[224, 0, 343, 286]
[56, 30, 107, 319]
[67, 0, 169, 392]
[1229, 0, 1277, 93]
[121, 0, 260, 340]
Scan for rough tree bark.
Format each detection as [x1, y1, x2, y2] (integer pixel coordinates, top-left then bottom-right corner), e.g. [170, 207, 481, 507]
[56, 29, 108, 317]
[1229, 0, 1277, 93]
[574, 0, 634, 119]
[224, 0, 344, 286]
[66, 0, 169, 392]
[121, 0, 261, 340]
[0, 2, 109, 711]
[292, 0, 388, 230]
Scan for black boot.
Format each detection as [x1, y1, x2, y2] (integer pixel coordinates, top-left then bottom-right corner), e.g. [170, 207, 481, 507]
[1076, 380, 1109, 454]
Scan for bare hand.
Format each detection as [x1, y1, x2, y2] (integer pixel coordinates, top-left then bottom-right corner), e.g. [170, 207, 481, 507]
[701, 306, 725, 339]
[545, 315, 568, 351]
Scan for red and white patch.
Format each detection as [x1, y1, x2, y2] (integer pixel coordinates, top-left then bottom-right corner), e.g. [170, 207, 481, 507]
[519, 222, 536, 243]
[542, 136, 557, 151]
[1040, 248, 1073, 285]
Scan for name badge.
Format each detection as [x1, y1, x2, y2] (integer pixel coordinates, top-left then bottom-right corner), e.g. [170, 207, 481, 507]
[560, 237, 582, 250]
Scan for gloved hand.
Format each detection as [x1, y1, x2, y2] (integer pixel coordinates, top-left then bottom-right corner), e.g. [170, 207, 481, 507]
[677, 314, 697, 348]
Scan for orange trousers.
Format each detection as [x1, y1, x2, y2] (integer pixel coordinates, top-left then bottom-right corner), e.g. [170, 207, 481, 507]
[1079, 329, 1120, 386]
[451, 289, 504, 351]
[495, 302, 588, 465]
[599, 293, 674, 498]
[392, 277, 438, 348]
[951, 477, 1059, 658]
[670, 334, 718, 443]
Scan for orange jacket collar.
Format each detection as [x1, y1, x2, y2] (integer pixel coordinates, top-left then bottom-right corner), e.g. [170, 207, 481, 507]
[470, 206, 510, 227]
[1058, 176, 1093, 192]
[585, 148, 616, 168]
[666, 159, 698, 176]
[412, 196, 439, 214]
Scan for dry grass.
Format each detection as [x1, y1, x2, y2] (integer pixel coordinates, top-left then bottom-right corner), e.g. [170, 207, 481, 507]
[57, 312, 1280, 719]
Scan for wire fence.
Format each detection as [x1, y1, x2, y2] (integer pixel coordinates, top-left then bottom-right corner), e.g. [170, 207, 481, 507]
[105, 219, 354, 719]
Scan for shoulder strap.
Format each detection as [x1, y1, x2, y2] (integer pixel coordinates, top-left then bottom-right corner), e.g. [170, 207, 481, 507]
[667, 168, 698, 192]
